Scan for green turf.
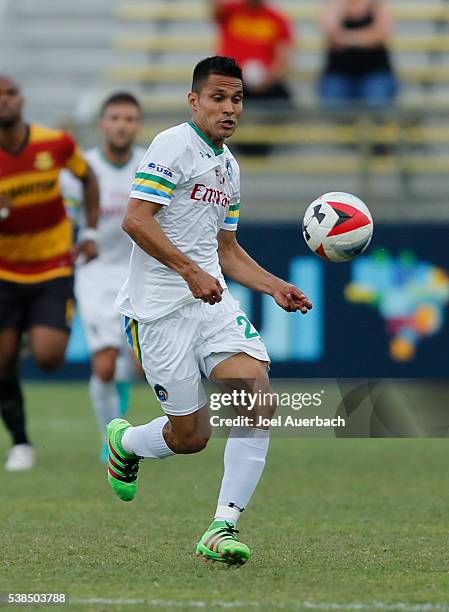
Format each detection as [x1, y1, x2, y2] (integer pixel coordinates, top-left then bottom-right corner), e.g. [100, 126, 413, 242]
[1, 383, 449, 611]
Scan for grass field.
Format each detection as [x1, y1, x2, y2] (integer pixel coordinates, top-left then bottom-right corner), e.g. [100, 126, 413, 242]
[1, 382, 449, 612]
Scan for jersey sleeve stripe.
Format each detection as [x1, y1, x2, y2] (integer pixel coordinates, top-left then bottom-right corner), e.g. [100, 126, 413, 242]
[224, 202, 240, 225]
[131, 184, 172, 200]
[224, 216, 239, 225]
[135, 172, 176, 190]
[65, 147, 88, 178]
[132, 177, 174, 196]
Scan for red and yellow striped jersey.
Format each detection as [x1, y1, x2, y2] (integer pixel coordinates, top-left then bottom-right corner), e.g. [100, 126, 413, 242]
[0, 124, 88, 283]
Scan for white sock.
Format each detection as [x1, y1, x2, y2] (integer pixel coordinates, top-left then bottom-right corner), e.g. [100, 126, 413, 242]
[89, 375, 120, 437]
[215, 426, 270, 524]
[121, 416, 174, 459]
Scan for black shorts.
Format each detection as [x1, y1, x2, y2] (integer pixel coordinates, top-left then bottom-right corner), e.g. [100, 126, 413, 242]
[0, 276, 75, 334]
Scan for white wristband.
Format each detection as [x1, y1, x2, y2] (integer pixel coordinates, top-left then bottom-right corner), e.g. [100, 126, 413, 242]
[78, 227, 98, 243]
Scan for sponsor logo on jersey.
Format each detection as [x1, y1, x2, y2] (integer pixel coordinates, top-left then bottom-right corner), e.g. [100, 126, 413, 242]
[0, 179, 57, 200]
[190, 183, 231, 207]
[147, 162, 174, 178]
[154, 384, 169, 402]
[34, 151, 55, 171]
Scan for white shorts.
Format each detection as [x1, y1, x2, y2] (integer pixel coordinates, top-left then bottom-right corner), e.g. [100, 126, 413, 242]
[123, 290, 270, 416]
[76, 275, 129, 355]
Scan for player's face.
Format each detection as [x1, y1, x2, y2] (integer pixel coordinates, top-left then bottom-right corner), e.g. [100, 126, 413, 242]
[0, 78, 23, 128]
[189, 74, 243, 146]
[99, 103, 141, 152]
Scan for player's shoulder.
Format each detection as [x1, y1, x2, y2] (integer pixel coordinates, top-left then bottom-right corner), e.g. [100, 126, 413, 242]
[29, 124, 74, 146]
[151, 122, 191, 148]
[223, 1, 244, 14]
[261, 2, 289, 21]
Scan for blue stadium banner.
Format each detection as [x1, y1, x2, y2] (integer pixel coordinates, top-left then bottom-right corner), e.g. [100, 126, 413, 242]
[22, 223, 449, 379]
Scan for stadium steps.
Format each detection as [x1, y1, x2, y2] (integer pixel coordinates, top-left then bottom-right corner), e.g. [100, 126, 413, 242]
[106, 64, 449, 85]
[13, 50, 125, 76]
[1, 0, 130, 125]
[237, 154, 449, 176]
[136, 92, 449, 114]
[135, 122, 449, 146]
[17, 24, 118, 48]
[14, 0, 123, 17]
[114, 33, 449, 54]
[116, 3, 449, 23]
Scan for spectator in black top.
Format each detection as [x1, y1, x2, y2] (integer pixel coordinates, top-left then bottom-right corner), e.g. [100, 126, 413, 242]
[318, 0, 398, 108]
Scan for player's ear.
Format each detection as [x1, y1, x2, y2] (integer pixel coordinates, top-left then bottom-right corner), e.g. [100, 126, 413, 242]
[188, 91, 199, 112]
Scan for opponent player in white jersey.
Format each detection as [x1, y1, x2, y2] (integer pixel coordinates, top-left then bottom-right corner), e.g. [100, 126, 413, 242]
[63, 93, 144, 459]
[106, 57, 312, 565]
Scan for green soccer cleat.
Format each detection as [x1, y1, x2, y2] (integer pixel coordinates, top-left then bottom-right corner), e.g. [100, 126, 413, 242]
[106, 418, 140, 502]
[195, 521, 250, 566]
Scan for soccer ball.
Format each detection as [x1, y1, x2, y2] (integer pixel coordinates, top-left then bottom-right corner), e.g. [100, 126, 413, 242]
[302, 192, 373, 262]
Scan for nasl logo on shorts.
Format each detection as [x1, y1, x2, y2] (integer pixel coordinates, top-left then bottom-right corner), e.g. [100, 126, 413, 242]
[154, 384, 169, 402]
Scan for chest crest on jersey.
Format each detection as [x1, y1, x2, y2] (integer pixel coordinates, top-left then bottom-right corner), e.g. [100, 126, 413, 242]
[34, 151, 55, 171]
[215, 168, 225, 185]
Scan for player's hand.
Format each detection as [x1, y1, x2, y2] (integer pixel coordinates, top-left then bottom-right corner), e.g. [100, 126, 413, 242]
[73, 239, 98, 264]
[272, 282, 313, 314]
[184, 267, 224, 305]
[0, 194, 11, 223]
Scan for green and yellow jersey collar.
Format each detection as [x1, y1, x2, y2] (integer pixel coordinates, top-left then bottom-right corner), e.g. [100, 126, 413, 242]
[188, 120, 224, 156]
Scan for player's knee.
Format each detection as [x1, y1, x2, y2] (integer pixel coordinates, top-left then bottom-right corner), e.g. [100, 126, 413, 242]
[93, 362, 115, 383]
[36, 353, 64, 372]
[176, 432, 211, 454]
[255, 398, 277, 421]
[93, 350, 117, 382]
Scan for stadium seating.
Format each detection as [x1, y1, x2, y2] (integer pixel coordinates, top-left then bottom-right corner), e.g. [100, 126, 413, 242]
[0, 0, 127, 125]
[116, 3, 449, 22]
[102, 0, 449, 217]
[106, 64, 449, 86]
[2, 0, 448, 218]
[114, 33, 449, 55]
[108, 0, 449, 111]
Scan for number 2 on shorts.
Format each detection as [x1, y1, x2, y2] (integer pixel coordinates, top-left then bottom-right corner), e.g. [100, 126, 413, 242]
[236, 315, 260, 339]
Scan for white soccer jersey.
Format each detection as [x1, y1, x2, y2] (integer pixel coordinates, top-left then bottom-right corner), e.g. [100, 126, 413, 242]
[62, 146, 145, 282]
[115, 121, 241, 323]
[61, 146, 145, 353]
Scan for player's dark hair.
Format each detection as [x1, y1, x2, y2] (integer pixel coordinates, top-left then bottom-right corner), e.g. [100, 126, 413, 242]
[100, 92, 141, 116]
[191, 56, 243, 93]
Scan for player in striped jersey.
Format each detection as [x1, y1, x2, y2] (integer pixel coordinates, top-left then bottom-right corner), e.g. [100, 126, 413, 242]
[0, 76, 99, 471]
[106, 57, 312, 565]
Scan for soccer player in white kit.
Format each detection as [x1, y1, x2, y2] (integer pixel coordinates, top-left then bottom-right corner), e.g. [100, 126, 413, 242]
[107, 58, 312, 565]
[64, 93, 145, 459]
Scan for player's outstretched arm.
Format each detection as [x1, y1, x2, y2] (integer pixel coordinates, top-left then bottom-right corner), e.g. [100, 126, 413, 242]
[218, 229, 312, 314]
[123, 198, 223, 305]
